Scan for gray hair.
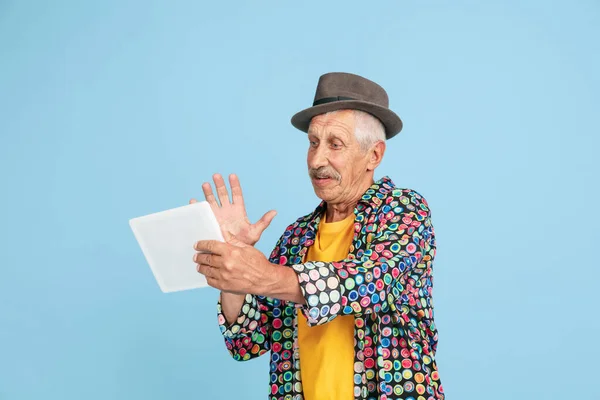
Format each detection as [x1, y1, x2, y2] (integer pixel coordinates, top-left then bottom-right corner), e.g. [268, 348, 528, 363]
[353, 109, 386, 153]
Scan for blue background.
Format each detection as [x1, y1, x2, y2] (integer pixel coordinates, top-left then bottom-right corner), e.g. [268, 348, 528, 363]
[1, 1, 598, 399]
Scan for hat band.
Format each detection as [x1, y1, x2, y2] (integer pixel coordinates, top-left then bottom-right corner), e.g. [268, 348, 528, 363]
[313, 96, 356, 106]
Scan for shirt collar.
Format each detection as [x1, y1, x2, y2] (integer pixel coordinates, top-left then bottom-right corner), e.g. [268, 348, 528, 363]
[307, 176, 396, 230]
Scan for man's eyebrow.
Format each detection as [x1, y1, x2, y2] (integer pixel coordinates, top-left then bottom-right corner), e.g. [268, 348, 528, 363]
[307, 130, 346, 141]
[326, 131, 346, 142]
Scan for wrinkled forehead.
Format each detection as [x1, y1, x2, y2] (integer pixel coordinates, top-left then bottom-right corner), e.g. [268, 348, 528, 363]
[307, 109, 356, 138]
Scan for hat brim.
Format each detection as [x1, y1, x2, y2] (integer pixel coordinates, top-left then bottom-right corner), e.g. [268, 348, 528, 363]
[290, 100, 403, 139]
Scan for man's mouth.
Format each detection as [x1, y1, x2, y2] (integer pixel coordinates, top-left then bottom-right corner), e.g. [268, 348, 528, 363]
[312, 176, 333, 186]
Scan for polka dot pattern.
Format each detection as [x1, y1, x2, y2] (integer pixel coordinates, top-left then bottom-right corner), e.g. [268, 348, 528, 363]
[216, 176, 444, 399]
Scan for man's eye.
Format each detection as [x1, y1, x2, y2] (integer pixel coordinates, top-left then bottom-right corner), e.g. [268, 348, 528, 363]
[331, 143, 341, 149]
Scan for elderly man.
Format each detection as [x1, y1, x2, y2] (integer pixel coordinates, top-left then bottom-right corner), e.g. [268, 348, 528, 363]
[192, 72, 444, 400]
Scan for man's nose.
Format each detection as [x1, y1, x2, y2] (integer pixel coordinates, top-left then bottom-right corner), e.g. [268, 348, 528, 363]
[308, 145, 329, 169]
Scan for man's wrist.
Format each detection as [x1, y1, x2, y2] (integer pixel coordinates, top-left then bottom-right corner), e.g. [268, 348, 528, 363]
[259, 263, 305, 305]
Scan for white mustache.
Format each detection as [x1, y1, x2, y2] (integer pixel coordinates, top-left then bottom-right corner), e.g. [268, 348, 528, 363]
[309, 167, 341, 181]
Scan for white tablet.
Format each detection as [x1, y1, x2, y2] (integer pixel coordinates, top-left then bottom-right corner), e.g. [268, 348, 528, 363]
[129, 201, 224, 293]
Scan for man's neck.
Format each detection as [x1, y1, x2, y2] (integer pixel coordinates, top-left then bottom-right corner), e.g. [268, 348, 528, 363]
[324, 176, 375, 222]
[324, 204, 355, 223]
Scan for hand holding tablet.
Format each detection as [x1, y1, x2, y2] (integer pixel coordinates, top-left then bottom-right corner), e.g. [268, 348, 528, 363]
[129, 201, 224, 293]
[129, 174, 277, 293]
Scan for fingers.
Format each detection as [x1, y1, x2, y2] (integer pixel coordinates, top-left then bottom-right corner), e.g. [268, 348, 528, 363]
[202, 182, 217, 206]
[213, 174, 230, 206]
[197, 263, 219, 280]
[189, 198, 198, 204]
[255, 210, 277, 234]
[194, 240, 228, 255]
[229, 174, 245, 206]
[202, 173, 240, 208]
[194, 252, 224, 268]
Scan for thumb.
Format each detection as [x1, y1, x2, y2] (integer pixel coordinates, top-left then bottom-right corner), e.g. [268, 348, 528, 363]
[222, 230, 247, 248]
[254, 210, 277, 235]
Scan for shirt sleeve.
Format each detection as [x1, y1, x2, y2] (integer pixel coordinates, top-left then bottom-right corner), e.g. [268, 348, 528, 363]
[216, 224, 293, 361]
[216, 293, 278, 361]
[291, 191, 435, 326]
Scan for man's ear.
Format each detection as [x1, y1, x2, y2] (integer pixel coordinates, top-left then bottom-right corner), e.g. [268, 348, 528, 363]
[366, 141, 386, 171]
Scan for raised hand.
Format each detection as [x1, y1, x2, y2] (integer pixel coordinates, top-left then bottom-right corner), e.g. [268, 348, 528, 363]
[189, 173, 276, 246]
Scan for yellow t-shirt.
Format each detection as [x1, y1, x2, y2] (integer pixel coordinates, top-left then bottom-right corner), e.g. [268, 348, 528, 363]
[298, 212, 355, 400]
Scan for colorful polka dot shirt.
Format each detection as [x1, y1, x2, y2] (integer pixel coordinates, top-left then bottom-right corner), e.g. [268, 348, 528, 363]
[217, 176, 444, 399]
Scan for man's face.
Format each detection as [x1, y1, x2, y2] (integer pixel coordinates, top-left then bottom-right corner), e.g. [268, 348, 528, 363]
[307, 109, 372, 204]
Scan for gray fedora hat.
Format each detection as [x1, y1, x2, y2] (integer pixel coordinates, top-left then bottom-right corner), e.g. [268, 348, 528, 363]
[291, 72, 403, 139]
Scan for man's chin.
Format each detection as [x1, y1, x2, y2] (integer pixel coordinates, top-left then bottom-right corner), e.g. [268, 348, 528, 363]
[311, 186, 334, 202]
